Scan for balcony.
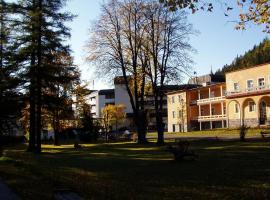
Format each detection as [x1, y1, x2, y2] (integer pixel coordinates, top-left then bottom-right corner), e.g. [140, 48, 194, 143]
[197, 96, 226, 104]
[227, 85, 270, 98]
[195, 114, 227, 122]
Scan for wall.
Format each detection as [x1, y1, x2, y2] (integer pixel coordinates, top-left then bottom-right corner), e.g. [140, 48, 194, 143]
[226, 64, 270, 93]
[167, 92, 188, 132]
[114, 84, 133, 114]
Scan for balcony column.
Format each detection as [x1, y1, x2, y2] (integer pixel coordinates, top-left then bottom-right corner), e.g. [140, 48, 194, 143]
[198, 90, 201, 100]
[209, 88, 211, 98]
[220, 85, 223, 97]
[210, 103, 213, 129]
[221, 101, 224, 128]
[199, 104, 202, 131]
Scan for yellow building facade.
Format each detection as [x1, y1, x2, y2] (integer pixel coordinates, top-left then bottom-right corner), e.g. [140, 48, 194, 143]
[226, 63, 270, 128]
[167, 83, 226, 132]
[167, 63, 270, 132]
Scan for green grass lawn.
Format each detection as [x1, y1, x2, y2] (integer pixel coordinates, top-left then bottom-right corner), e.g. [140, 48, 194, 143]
[147, 128, 264, 138]
[1, 138, 270, 200]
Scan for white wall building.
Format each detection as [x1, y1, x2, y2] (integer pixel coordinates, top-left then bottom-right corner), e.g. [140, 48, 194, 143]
[88, 89, 115, 118]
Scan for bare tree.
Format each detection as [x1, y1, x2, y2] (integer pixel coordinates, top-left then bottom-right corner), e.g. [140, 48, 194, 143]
[87, 0, 194, 144]
[87, 0, 148, 143]
[142, 1, 194, 144]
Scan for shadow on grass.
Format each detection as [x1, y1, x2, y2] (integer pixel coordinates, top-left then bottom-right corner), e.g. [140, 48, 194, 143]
[1, 139, 270, 200]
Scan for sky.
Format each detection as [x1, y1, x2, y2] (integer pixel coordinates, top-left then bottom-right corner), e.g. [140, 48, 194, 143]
[65, 0, 267, 90]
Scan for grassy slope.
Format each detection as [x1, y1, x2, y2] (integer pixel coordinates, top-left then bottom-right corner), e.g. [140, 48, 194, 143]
[0, 139, 270, 200]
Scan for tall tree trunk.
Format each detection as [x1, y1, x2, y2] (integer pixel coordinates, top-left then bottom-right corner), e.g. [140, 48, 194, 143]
[156, 112, 164, 145]
[136, 110, 147, 144]
[28, 48, 36, 152]
[54, 110, 60, 146]
[35, 0, 42, 153]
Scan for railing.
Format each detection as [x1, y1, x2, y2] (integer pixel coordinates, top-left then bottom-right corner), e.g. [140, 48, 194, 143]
[194, 114, 226, 121]
[227, 85, 270, 96]
[197, 96, 225, 104]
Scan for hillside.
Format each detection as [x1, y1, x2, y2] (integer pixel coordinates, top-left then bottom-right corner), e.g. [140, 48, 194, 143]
[215, 38, 270, 75]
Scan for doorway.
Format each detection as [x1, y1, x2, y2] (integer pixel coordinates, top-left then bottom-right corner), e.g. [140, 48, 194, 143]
[259, 101, 267, 125]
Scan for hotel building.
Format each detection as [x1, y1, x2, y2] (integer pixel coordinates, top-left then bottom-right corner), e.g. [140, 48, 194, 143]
[167, 63, 270, 132]
[226, 63, 270, 128]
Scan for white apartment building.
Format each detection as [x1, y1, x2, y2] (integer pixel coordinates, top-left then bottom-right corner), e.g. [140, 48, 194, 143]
[88, 89, 115, 119]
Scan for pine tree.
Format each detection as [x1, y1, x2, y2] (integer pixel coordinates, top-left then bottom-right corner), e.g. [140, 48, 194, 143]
[0, 0, 21, 136]
[14, 0, 76, 152]
[216, 38, 270, 75]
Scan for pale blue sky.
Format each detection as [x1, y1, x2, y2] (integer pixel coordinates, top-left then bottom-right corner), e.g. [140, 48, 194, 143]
[66, 0, 267, 90]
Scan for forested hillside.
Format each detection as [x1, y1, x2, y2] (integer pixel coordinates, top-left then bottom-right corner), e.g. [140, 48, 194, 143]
[215, 38, 270, 75]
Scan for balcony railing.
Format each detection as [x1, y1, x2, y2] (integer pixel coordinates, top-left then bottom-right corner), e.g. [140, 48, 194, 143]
[195, 114, 226, 121]
[227, 85, 270, 97]
[197, 96, 225, 104]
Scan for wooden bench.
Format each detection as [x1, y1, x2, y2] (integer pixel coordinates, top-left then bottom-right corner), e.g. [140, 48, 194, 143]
[167, 141, 198, 161]
[260, 131, 270, 138]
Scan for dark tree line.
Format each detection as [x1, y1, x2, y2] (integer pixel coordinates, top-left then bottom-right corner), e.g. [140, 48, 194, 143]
[215, 38, 270, 75]
[0, 0, 80, 152]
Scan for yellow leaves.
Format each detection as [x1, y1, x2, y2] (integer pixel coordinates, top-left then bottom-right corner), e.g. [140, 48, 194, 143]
[102, 104, 126, 128]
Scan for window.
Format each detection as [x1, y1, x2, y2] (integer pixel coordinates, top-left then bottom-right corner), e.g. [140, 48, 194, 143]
[234, 83, 240, 91]
[249, 101, 256, 112]
[258, 78, 265, 89]
[172, 111, 175, 118]
[201, 108, 204, 115]
[178, 95, 181, 102]
[172, 124, 176, 132]
[172, 96, 175, 103]
[211, 108, 215, 115]
[211, 91, 215, 98]
[247, 80, 254, 91]
[235, 103, 239, 113]
[179, 110, 183, 118]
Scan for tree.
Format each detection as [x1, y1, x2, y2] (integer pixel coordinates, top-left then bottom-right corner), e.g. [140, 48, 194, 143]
[112, 104, 126, 132]
[14, 0, 75, 152]
[102, 104, 126, 142]
[142, 1, 193, 144]
[0, 0, 22, 137]
[160, 0, 270, 32]
[88, 0, 193, 144]
[42, 51, 79, 146]
[88, 0, 149, 144]
[215, 38, 270, 75]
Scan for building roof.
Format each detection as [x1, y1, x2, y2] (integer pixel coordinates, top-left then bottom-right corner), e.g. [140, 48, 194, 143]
[114, 76, 132, 85]
[98, 89, 115, 95]
[188, 74, 225, 85]
[166, 82, 225, 95]
[161, 84, 200, 92]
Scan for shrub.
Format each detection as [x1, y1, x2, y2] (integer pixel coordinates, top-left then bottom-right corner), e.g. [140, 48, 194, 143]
[239, 125, 249, 141]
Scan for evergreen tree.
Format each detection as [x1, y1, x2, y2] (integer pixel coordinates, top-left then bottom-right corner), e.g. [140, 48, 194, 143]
[216, 38, 270, 75]
[0, 0, 21, 137]
[14, 0, 76, 152]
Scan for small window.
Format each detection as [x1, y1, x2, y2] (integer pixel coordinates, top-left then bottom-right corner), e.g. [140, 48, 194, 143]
[234, 83, 240, 91]
[235, 103, 239, 113]
[249, 102, 256, 112]
[258, 78, 265, 89]
[172, 111, 175, 118]
[247, 80, 254, 91]
[178, 95, 181, 102]
[172, 96, 175, 103]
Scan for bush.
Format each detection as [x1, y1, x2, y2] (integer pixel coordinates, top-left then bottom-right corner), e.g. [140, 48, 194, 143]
[239, 125, 249, 141]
